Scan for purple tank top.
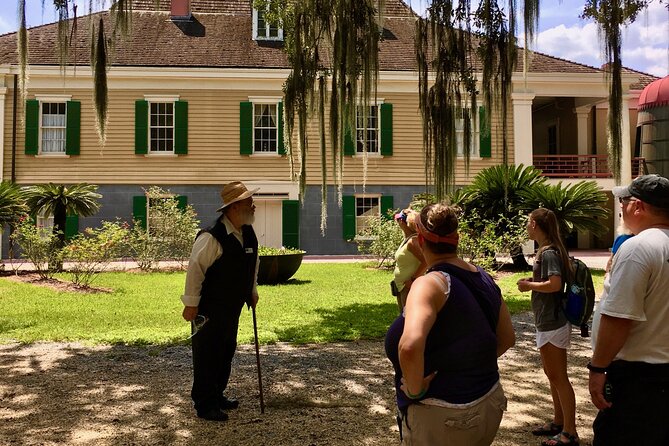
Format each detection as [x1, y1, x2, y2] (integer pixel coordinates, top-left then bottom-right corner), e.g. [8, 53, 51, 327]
[384, 265, 501, 411]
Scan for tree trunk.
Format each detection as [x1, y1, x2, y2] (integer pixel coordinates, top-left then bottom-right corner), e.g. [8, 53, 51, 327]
[511, 246, 530, 270]
[51, 204, 66, 271]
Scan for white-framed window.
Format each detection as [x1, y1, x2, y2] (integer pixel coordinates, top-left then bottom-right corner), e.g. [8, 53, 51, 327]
[253, 8, 283, 41]
[355, 195, 380, 235]
[36, 210, 54, 232]
[149, 102, 175, 153]
[253, 103, 279, 153]
[40, 102, 67, 154]
[456, 109, 480, 157]
[356, 105, 379, 154]
[146, 194, 174, 236]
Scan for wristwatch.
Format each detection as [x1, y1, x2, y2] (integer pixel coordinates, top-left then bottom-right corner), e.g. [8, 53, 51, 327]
[587, 362, 608, 374]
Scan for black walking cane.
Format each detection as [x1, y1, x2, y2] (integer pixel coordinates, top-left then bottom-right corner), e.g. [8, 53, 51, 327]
[252, 306, 265, 414]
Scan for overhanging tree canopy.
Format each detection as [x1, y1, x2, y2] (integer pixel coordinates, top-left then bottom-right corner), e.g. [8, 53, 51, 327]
[14, 0, 667, 229]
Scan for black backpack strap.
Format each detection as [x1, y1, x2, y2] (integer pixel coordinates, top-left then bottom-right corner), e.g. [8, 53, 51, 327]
[428, 264, 497, 334]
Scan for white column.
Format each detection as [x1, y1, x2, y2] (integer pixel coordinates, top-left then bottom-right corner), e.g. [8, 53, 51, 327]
[574, 107, 592, 248]
[512, 92, 535, 167]
[0, 85, 6, 260]
[612, 95, 633, 240]
[620, 95, 632, 185]
[574, 107, 590, 155]
[0, 86, 6, 181]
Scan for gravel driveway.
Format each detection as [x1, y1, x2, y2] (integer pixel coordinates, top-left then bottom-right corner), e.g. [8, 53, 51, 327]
[0, 312, 599, 446]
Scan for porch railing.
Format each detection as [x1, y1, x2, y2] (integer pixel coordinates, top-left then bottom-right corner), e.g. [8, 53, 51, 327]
[533, 154, 647, 178]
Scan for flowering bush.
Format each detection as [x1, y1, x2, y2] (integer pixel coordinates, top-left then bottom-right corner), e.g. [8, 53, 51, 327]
[62, 221, 130, 287]
[10, 216, 63, 279]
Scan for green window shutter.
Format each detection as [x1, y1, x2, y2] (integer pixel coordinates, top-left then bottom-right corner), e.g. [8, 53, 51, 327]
[176, 195, 187, 211]
[132, 196, 148, 229]
[380, 103, 393, 156]
[380, 195, 394, 220]
[174, 100, 188, 155]
[135, 100, 148, 155]
[344, 125, 355, 156]
[282, 199, 300, 249]
[342, 195, 356, 240]
[64, 214, 79, 240]
[25, 99, 39, 155]
[479, 106, 492, 158]
[65, 100, 81, 155]
[277, 101, 285, 155]
[240, 101, 253, 155]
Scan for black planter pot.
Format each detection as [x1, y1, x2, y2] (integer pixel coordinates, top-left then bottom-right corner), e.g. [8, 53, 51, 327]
[257, 252, 305, 285]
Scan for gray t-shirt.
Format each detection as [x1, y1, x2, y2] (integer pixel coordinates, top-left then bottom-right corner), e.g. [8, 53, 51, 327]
[531, 249, 567, 332]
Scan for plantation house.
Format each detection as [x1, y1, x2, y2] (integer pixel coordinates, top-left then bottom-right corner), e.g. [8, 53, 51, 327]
[0, 0, 658, 255]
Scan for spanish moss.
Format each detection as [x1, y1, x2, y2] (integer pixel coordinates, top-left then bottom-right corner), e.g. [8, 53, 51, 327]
[55, 0, 70, 71]
[417, 0, 518, 199]
[265, 0, 383, 231]
[17, 0, 28, 106]
[522, 0, 539, 78]
[583, 0, 648, 182]
[92, 18, 108, 144]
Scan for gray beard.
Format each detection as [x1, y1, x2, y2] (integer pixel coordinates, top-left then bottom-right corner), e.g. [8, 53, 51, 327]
[242, 212, 255, 226]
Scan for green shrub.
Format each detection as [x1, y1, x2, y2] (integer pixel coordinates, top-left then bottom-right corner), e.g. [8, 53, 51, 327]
[355, 209, 404, 268]
[458, 210, 527, 271]
[128, 187, 200, 270]
[258, 246, 305, 255]
[62, 221, 130, 287]
[10, 216, 63, 279]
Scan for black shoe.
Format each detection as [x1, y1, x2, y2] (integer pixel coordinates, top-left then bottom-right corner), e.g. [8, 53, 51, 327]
[197, 407, 229, 421]
[218, 396, 239, 410]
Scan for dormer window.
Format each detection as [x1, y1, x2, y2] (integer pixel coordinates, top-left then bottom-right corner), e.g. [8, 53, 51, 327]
[253, 9, 283, 41]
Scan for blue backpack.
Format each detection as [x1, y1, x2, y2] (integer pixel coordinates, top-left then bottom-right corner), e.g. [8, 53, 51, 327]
[563, 257, 596, 337]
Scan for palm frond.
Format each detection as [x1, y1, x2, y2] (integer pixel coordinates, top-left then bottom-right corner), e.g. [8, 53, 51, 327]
[23, 183, 102, 218]
[0, 181, 28, 226]
[520, 180, 610, 238]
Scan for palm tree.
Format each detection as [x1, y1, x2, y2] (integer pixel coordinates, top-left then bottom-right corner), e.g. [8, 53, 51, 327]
[454, 164, 547, 269]
[0, 181, 28, 230]
[23, 183, 102, 248]
[520, 181, 610, 240]
[455, 164, 547, 221]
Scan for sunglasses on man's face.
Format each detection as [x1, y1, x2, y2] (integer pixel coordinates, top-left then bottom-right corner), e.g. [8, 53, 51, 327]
[618, 197, 639, 205]
[188, 315, 209, 339]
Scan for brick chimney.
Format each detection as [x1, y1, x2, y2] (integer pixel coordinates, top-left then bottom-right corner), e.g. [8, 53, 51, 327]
[171, 0, 191, 19]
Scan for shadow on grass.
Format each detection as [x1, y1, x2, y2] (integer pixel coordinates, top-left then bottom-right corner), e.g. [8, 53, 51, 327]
[261, 278, 312, 286]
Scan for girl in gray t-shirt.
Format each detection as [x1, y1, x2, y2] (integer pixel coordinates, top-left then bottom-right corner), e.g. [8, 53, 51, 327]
[517, 208, 579, 446]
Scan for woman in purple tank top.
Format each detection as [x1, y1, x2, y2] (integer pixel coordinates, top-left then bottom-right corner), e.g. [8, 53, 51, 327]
[385, 203, 515, 445]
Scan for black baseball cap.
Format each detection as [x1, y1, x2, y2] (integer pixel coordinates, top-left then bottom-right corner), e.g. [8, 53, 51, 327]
[612, 174, 669, 209]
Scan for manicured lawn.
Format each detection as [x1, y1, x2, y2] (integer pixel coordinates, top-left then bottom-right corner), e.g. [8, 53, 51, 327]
[0, 264, 605, 345]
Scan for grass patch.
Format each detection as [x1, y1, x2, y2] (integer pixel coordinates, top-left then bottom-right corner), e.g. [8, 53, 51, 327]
[495, 269, 605, 314]
[0, 264, 605, 345]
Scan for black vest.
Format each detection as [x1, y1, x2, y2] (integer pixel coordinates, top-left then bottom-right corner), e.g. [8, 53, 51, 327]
[197, 218, 258, 318]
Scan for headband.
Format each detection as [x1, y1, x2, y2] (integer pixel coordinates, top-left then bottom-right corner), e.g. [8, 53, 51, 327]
[416, 216, 459, 246]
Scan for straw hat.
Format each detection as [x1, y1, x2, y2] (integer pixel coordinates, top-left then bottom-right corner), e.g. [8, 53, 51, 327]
[216, 181, 259, 212]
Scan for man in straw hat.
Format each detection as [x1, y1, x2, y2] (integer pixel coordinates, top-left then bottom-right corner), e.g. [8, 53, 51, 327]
[589, 174, 669, 445]
[181, 181, 260, 421]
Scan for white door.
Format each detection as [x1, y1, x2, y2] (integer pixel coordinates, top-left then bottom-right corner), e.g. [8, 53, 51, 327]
[253, 200, 283, 248]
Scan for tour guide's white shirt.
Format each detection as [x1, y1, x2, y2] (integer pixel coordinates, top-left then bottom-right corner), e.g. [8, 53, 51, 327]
[591, 227, 669, 363]
[181, 215, 259, 307]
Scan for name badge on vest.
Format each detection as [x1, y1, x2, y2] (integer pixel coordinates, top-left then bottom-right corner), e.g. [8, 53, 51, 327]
[245, 248, 254, 254]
